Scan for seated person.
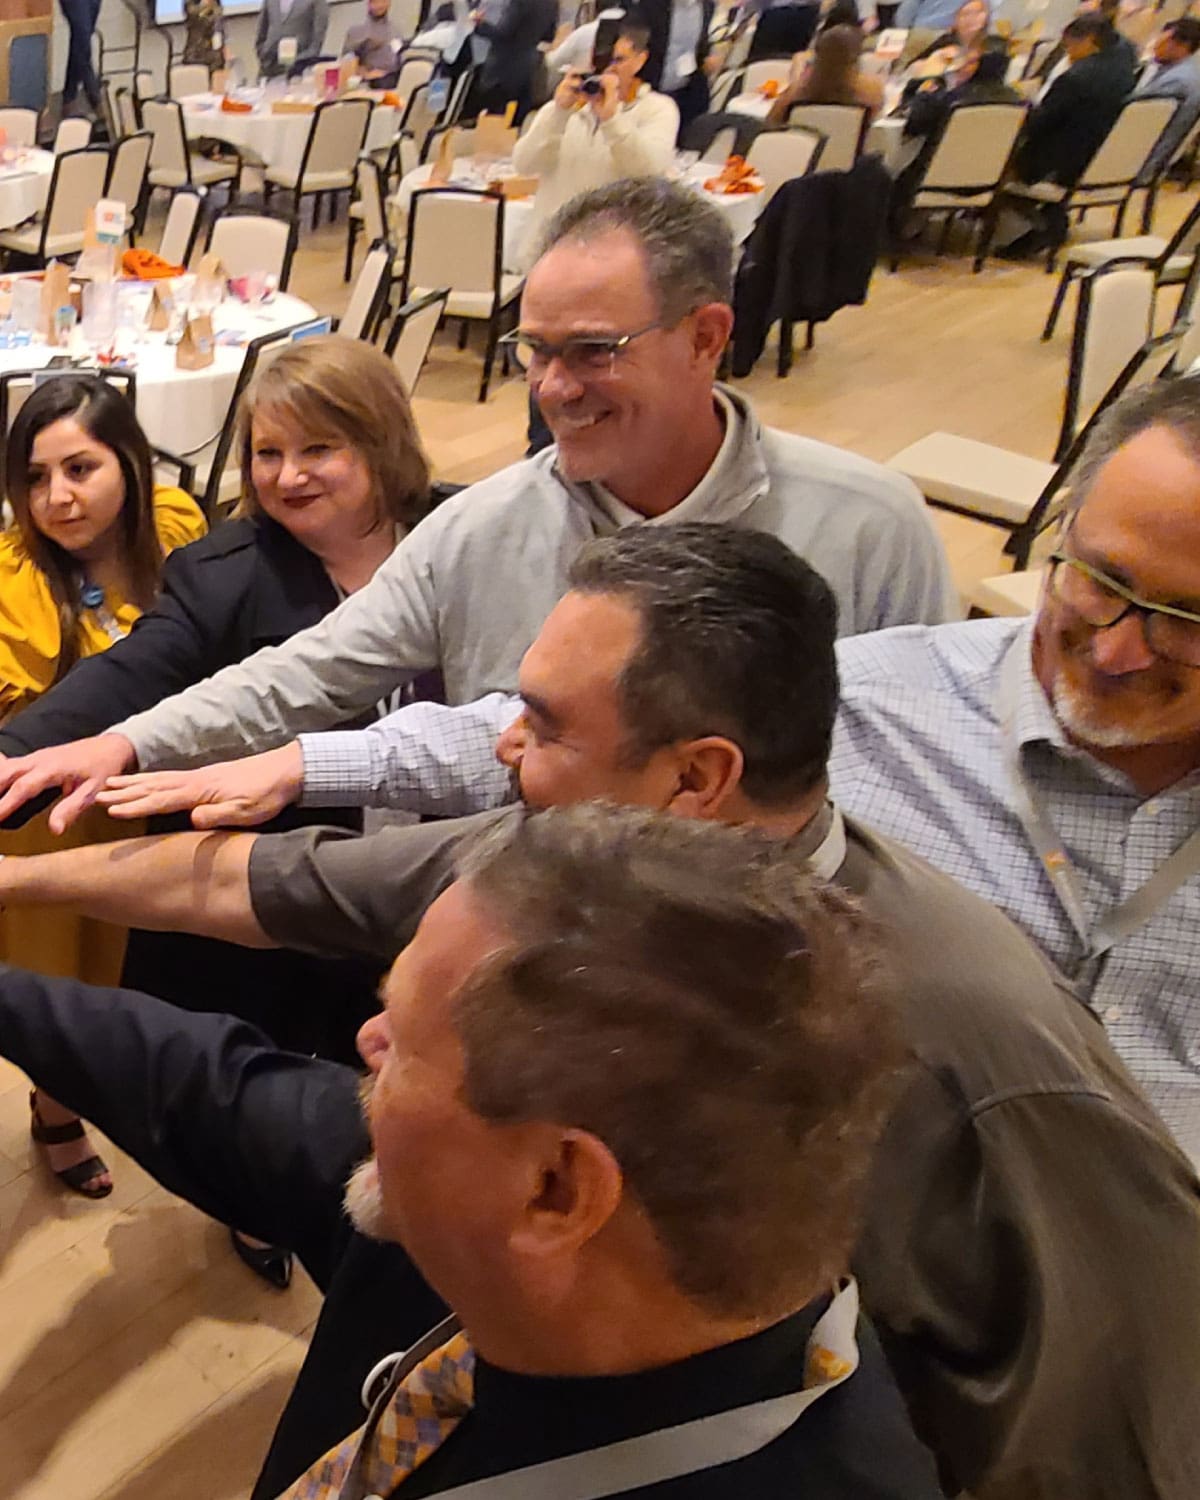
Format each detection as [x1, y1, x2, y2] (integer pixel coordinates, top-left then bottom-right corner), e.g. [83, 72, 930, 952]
[3, 524, 1198, 1500]
[1131, 16, 1200, 180]
[344, 0, 405, 84]
[766, 24, 885, 125]
[512, 18, 679, 266]
[906, 0, 990, 65]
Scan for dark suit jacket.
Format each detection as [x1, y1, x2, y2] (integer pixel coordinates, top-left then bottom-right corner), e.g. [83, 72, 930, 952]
[637, 0, 715, 92]
[474, 0, 557, 97]
[1016, 43, 1138, 187]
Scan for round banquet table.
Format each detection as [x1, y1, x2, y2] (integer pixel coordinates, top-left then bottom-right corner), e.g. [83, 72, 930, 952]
[0, 150, 54, 231]
[180, 93, 400, 178]
[725, 95, 908, 172]
[0, 286, 317, 458]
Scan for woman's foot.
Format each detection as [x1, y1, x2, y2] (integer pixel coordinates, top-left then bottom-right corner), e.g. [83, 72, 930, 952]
[29, 1090, 113, 1198]
[230, 1228, 293, 1290]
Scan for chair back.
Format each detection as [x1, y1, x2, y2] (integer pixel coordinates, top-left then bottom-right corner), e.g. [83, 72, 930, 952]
[142, 97, 190, 179]
[158, 189, 202, 266]
[395, 53, 436, 101]
[0, 107, 38, 148]
[708, 68, 743, 113]
[405, 187, 504, 298]
[53, 116, 93, 154]
[41, 147, 111, 256]
[208, 210, 299, 287]
[746, 125, 825, 201]
[297, 97, 373, 185]
[402, 82, 439, 156]
[341, 239, 395, 341]
[106, 131, 152, 223]
[101, 79, 122, 142]
[1058, 260, 1155, 458]
[442, 66, 475, 126]
[1022, 36, 1059, 79]
[1162, 194, 1200, 264]
[384, 287, 449, 395]
[169, 63, 211, 98]
[355, 155, 388, 242]
[1078, 96, 1179, 188]
[920, 101, 1027, 191]
[784, 103, 868, 173]
[742, 57, 792, 95]
[115, 85, 141, 135]
[699, 125, 737, 164]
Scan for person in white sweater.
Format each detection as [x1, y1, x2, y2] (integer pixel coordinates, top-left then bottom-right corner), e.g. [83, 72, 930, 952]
[512, 17, 679, 267]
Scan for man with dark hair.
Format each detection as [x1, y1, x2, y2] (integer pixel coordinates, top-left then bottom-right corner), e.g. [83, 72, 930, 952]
[637, 0, 715, 132]
[1132, 16, 1200, 177]
[511, 18, 679, 267]
[3, 524, 1198, 1500]
[0, 179, 955, 832]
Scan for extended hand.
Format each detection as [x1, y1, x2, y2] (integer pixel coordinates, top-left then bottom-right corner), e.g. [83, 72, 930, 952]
[590, 71, 621, 122]
[554, 69, 587, 110]
[96, 742, 305, 829]
[0, 734, 137, 833]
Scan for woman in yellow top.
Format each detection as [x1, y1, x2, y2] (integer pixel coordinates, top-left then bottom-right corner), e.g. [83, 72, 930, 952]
[0, 374, 206, 1197]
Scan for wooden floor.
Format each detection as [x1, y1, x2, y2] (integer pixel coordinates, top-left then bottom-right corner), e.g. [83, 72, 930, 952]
[1, 180, 1195, 1498]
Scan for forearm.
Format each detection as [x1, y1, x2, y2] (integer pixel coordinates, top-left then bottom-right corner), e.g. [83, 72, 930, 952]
[299, 692, 519, 816]
[511, 104, 568, 171]
[0, 830, 272, 947]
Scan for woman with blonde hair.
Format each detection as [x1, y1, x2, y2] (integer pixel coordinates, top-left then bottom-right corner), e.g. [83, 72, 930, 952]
[767, 24, 885, 125]
[0, 339, 430, 1280]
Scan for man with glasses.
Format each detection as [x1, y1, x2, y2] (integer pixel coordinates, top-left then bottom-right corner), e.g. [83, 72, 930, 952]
[0, 177, 954, 834]
[828, 376, 1200, 1155]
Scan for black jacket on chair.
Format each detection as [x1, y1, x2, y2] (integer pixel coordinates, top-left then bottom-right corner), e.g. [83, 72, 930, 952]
[731, 154, 890, 375]
[1015, 43, 1138, 187]
[639, 0, 715, 91]
[0, 516, 382, 1060]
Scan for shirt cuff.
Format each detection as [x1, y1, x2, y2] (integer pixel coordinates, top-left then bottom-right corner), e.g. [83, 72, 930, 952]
[298, 731, 379, 806]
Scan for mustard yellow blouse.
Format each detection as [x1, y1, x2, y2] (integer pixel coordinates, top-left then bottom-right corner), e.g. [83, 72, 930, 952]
[0, 485, 207, 723]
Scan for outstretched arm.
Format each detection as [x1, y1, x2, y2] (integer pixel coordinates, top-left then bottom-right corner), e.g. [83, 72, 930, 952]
[0, 829, 273, 947]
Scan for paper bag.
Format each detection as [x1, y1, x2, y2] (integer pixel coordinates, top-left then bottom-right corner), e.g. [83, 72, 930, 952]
[474, 112, 517, 159]
[148, 282, 174, 330]
[75, 206, 122, 282]
[38, 260, 71, 341]
[212, 68, 230, 95]
[194, 252, 227, 306]
[489, 174, 537, 199]
[338, 53, 357, 92]
[429, 127, 456, 185]
[176, 313, 215, 370]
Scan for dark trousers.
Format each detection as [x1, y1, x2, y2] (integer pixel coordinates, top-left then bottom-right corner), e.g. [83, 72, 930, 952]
[59, 0, 101, 107]
[667, 69, 710, 141]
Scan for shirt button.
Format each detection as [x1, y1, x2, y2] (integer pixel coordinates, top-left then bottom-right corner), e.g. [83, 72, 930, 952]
[1104, 1005, 1123, 1023]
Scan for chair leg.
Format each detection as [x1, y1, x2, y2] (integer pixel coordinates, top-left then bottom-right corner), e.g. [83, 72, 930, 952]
[1113, 197, 1127, 237]
[936, 212, 954, 257]
[973, 207, 997, 273]
[777, 318, 792, 377]
[805, 321, 815, 350]
[344, 216, 359, 283]
[1140, 183, 1157, 235]
[480, 318, 497, 402]
[457, 319, 469, 351]
[1041, 265, 1074, 341]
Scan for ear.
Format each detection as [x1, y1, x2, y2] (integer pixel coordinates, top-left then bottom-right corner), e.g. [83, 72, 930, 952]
[690, 302, 735, 366]
[508, 1127, 624, 1262]
[665, 736, 744, 820]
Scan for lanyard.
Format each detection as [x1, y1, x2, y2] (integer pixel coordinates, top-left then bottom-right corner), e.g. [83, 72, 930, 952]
[997, 635, 1200, 961]
[344, 1282, 861, 1500]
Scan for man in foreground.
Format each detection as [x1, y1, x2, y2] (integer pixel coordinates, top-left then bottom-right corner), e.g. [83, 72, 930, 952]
[2, 525, 1197, 1500]
[0, 179, 954, 833]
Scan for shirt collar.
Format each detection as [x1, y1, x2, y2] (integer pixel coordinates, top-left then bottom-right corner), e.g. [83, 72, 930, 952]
[998, 617, 1070, 754]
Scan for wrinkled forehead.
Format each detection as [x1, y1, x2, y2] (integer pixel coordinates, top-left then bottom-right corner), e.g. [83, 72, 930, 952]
[522, 229, 657, 332]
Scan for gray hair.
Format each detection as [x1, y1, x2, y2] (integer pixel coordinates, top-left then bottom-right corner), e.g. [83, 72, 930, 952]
[536, 178, 735, 323]
[1068, 374, 1200, 517]
[453, 803, 904, 1321]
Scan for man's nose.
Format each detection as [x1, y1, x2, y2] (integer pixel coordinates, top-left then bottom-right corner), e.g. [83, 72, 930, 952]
[357, 1014, 388, 1072]
[1090, 611, 1157, 676]
[532, 355, 586, 406]
[495, 714, 527, 769]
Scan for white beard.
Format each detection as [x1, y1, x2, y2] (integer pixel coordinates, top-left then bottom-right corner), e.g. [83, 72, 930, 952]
[343, 1157, 388, 1241]
[1051, 679, 1149, 750]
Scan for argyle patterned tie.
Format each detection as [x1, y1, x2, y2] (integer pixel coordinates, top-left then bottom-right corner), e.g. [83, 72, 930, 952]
[279, 1330, 476, 1500]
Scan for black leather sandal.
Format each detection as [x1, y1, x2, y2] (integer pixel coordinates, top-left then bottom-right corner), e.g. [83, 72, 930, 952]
[29, 1091, 113, 1200]
[230, 1227, 294, 1290]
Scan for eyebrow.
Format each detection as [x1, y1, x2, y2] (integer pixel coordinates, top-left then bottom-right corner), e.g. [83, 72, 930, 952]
[1071, 534, 1200, 615]
[521, 690, 562, 732]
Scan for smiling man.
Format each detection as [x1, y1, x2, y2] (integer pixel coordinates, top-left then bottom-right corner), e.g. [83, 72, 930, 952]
[0, 177, 954, 833]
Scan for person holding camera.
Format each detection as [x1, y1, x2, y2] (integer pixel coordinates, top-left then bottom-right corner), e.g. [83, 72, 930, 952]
[511, 17, 680, 268]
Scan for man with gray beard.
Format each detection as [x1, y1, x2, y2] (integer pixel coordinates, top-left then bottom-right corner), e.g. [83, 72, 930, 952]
[828, 377, 1200, 1158]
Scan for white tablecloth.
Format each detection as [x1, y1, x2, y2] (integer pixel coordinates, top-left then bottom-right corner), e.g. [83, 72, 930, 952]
[679, 162, 765, 245]
[181, 94, 400, 178]
[392, 161, 535, 274]
[726, 97, 908, 172]
[0, 287, 317, 457]
[0, 151, 54, 231]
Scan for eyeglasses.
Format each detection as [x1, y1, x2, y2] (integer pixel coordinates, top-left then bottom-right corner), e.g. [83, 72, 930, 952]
[1048, 550, 1200, 667]
[497, 321, 663, 379]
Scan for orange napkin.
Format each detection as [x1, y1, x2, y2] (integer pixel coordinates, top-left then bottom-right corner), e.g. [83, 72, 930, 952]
[122, 248, 186, 280]
[759, 79, 781, 98]
[220, 96, 253, 113]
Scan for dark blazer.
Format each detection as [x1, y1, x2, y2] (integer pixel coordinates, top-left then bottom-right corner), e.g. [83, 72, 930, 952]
[0, 965, 944, 1500]
[1016, 43, 1138, 187]
[0, 516, 381, 1061]
[474, 0, 557, 99]
[637, 0, 715, 92]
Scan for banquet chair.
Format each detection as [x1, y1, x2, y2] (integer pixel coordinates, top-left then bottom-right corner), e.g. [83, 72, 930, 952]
[339, 240, 395, 341]
[345, 154, 389, 280]
[0, 108, 39, 149]
[741, 57, 793, 95]
[382, 127, 419, 189]
[263, 97, 373, 228]
[401, 83, 440, 159]
[891, 101, 1027, 272]
[402, 186, 522, 401]
[708, 67, 745, 113]
[782, 103, 869, 173]
[745, 124, 825, 202]
[53, 116, 93, 154]
[157, 189, 202, 266]
[101, 80, 122, 143]
[395, 52, 437, 103]
[169, 64, 212, 99]
[384, 287, 449, 395]
[441, 67, 476, 128]
[143, 97, 244, 202]
[1021, 36, 1060, 80]
[1005, 96, 1179, 269]
[887, 260, 1191, 560]
[206, 209, 299, 288]
[105, 131, 153, 238]
[0, 145, 109, 266]
[115, 85, 141, 136]
[1041, 194, 1200, 340]
[699, 126, 737, 164]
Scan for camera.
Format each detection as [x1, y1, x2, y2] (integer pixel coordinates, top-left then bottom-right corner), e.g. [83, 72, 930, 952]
[579, 74, 605, 94]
